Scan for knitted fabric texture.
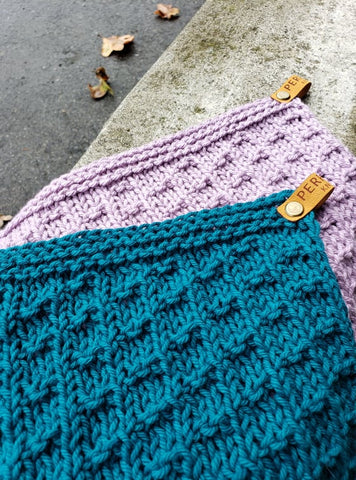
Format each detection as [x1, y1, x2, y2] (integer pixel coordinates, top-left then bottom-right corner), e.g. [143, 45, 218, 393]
[0, 97, 355, 335]
[0, 192, 355, 480]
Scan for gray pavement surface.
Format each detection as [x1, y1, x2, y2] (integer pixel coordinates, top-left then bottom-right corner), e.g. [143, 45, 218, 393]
[77, 0, 356, 170]
[0, 0, 204, 215]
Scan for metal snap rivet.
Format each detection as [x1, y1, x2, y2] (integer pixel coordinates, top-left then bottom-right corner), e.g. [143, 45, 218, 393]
[285, 201, 304, 217]
[276, 91, 290, 100]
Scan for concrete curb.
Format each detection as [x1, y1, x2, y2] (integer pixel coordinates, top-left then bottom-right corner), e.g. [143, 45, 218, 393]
[75, 0, 356, 169]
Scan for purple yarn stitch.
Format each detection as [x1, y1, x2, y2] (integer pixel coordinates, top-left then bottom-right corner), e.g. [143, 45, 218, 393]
[0, 97, 355, 333]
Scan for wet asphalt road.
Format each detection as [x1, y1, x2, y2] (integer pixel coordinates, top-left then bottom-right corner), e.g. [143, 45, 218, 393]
[0, 0, 204, 216]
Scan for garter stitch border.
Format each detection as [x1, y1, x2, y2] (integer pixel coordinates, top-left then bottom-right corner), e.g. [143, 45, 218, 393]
[0, 191, 355, 480]
[0, 97, 355, 337]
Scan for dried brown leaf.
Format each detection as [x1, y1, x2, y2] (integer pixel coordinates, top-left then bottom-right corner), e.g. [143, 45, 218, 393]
[101, 34, 134, 57]
[88, 67, 114, 100]
[154, 4, 180, 19]
[0, 214, 12, 229]
[95, 66, 109, 81]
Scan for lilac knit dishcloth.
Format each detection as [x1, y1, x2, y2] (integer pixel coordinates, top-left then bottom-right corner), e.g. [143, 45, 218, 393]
[0, 97, 355, 332]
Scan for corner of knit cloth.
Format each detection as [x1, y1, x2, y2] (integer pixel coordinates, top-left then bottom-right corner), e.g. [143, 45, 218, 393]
[0, 95, 355, 339]
[0, 190, 355, 479]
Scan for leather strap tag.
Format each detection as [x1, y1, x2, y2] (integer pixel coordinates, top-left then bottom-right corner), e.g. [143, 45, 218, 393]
[271, 75, 312, 103]
[277, 173, 334, 222]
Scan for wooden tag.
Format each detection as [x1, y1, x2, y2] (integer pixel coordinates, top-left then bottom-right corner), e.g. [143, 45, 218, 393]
[277, 174, 334, 222]
[271, 75, 312, 103]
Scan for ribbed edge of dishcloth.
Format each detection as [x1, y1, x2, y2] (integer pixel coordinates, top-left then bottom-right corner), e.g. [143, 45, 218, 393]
[0, 97, 298, 238]
[0, 190, 305, 276]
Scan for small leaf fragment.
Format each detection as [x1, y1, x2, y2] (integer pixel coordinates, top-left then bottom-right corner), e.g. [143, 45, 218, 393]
[101, 34, 134, 57]
[154, 3, 180, 19]
[88, 83, 110, 99]
[0, 214, 12, 229]
[88, 67, 114, 100]
[95, 66, 109, 81]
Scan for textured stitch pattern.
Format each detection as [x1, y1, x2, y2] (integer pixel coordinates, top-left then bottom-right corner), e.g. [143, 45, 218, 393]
[0, 98, 355, 335]
[0, 192, 355, 480]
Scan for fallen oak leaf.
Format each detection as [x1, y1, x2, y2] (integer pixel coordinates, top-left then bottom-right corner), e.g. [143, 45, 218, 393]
[88, 67, 114, 99]
[101, 34, 134, 57]
[0, 214, 12, 229]
[154, 3, 180, 19]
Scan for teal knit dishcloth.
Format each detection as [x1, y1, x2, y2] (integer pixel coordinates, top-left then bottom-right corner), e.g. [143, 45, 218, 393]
[0, 191, 355, 480]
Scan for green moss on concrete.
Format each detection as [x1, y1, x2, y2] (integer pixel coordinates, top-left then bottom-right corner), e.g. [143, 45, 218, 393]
[112, 128, 133, 149]
[193, 106, 206, 114]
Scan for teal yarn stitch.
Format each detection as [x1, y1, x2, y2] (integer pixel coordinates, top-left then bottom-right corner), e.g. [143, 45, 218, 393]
[0, 191, 355, 480]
